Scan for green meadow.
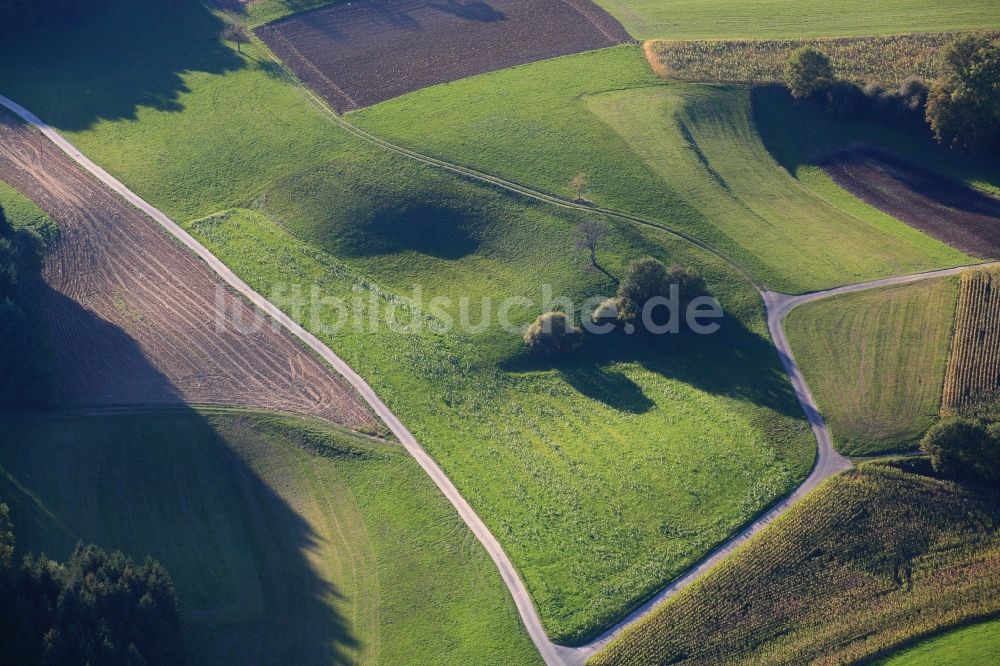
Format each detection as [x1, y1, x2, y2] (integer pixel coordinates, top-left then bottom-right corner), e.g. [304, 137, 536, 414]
[877, 616, 1000, 666]
[0, 409, 540, 665]
[785, 278, 959, 455]
[591, 0, 1000, 40]
[591, 460, 1000, 664]
[0, 1, 815, 642]
[352, 49, 972, 293]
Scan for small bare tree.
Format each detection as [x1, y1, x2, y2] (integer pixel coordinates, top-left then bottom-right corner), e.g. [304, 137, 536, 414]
[222, 22, 251, 55]
[575, 218, 610, 275]
[569, 172, 588, 202]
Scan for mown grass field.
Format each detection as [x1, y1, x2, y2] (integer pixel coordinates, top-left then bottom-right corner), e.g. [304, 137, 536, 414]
[943, 268, 1000, 414]
[877, 615, 1000, 665]
[0, 1, 815, 642]
[0, 409, 540, 665]
[785, 278, 959, 456]
[592, 0, 1000, 39]
[650, 31, 1000, 87]
[590, 459, 1000, 665]
[352, 53, 971, 293]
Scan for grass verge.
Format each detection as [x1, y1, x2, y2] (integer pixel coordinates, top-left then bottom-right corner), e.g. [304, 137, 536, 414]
[589, 459, 1000, 665]
[876, 615, 1000, 665]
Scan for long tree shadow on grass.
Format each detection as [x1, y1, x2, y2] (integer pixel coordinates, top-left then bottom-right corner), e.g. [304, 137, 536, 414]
[0, 289, 359, 664]
[505, 312, 803, 419]
[752, 85, 1000, 190]
[0, 0, 245, 131]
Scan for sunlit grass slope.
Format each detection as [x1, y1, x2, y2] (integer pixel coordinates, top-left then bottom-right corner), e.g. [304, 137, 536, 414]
[0, 409, 540, 665]
[591, 459, 1000, 665]
[0, 1, 814, 641]
[352, 52, 969, 293]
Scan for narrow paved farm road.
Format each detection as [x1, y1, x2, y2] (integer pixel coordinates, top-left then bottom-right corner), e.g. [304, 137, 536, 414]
[4, 92, 997, 666]
[0, 93, 566, 665]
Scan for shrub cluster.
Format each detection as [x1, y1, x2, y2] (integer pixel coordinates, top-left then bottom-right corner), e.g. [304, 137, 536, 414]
[786, 35, 1000, 152]
[0, 503, 184, 664]
[652, 32, 998, 88]
[921, 416, 1000, 486]
[523, 311, 584, 356]
[523, 257, 709, 356]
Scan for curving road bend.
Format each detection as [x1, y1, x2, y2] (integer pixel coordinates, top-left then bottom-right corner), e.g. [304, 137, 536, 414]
[3, 92, 996, 666]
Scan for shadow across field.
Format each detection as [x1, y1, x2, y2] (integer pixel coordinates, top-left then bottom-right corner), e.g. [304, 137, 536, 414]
[505, 313, 803, 419]
[0, 0, 245, 131]
[0, 398, 359, 664]
[818, 146, 1000, 259]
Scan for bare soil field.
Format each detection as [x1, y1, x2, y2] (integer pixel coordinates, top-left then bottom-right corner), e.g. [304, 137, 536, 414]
[0, 113, 374, 427]
[819, 147, 1000, 259]
[257, 0, 632, 112]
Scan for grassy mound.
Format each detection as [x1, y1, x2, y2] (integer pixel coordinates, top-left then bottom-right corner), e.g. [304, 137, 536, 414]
[590, 459, 1000, 665]
[353, 56, 970, 292]
[590, 0, 1000, 39]
[0, 1, 815, 641]
[785, 278, 959, 455]
[0, 409, 540, 665]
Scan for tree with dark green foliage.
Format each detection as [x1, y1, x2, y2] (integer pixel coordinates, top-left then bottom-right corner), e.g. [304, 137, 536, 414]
[0, 506, 184, 666]
[0, 504, 12, 573]
[784, 46, 833, 99]
[921, 417, 1000, 486]
[926, 35, 1000, 152]
[615, 257, 706, 328]
[523, 312, 583, 356]
[0, 205, 52, 406]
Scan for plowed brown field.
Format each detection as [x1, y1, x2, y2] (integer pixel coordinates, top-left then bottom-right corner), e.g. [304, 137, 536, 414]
[0, 113, 374, 427]
[257, 0, 632, 112]
[819, 147, 1000, 259]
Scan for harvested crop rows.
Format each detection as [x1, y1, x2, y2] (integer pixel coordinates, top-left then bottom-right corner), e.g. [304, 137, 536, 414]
[819, 147, 1000, 260]
[257, 0, 632, 112]
[648, 31, 999, 86]
[0, 113, 374, 426]
[943, 267, 1000, 413]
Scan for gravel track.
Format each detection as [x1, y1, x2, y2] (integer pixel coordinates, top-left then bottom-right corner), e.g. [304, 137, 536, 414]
[4, 89, 996, 665]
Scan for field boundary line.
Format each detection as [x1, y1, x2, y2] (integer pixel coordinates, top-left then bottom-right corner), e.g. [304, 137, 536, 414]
[0, 93, 564, 666]
[7, 62, 998, 664]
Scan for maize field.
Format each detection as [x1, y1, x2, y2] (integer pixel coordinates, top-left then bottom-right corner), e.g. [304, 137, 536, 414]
[649, 31, 1000, 87]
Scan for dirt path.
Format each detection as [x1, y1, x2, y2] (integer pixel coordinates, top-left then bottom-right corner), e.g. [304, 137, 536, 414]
[4, 89, 997, 666]
[0, 108, 375, 426]
[0, 93, 565, 666]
